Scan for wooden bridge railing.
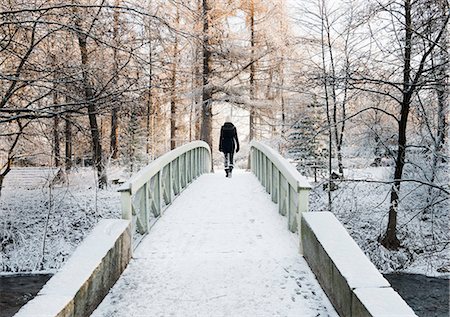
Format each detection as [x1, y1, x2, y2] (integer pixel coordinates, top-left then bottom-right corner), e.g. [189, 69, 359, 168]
[119, 141, 211, 247]
[249, 141, 311, 234]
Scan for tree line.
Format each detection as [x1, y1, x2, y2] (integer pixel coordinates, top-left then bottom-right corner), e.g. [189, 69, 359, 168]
[0, 0, 448, 250]
[0, 0, 290, 185]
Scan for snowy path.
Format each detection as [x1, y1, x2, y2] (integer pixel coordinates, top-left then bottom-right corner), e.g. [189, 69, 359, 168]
[92, 171, 337, 317]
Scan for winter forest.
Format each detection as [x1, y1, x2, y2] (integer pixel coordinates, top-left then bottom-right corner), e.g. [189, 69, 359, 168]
[0, 0, 448, 280]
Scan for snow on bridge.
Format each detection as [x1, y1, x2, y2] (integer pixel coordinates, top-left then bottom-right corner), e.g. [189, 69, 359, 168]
[92, 170, 337, 317]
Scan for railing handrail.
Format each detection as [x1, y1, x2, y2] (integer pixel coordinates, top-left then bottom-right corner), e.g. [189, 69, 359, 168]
[119, 141, 211, 248]
[119, 141, 211, 195]
[249, 140, 311, 240]
[250, 141, 311, 190]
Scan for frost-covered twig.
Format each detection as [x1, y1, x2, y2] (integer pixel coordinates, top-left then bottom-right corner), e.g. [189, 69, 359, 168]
[37, 184, 53, 270]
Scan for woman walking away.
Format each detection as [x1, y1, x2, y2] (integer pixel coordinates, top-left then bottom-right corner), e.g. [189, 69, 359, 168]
[219, 116, 239, 178]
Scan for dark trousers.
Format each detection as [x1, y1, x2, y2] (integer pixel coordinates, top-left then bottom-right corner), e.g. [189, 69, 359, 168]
[224, 152, 234, 171]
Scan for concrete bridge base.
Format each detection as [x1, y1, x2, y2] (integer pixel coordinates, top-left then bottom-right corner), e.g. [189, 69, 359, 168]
[301, 212, 417, 317]
[15, 219, 131, 317]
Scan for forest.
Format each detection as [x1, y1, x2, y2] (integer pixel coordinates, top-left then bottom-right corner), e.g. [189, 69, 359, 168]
[0, 0, 448, 275]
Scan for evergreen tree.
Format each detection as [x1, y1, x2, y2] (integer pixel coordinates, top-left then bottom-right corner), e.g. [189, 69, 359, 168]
[287, 102, 327, 178]
[121, 104, 147, 173]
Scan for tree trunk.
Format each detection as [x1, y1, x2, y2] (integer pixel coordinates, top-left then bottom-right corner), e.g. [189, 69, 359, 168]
[110, 107, 118, 159]
[435, 0, 448, 157]
[76, 25, 107, 188]
[0, 121, 24, 198]
[194, 27, 202, 141]
[279, 60, 286, 139]
[200, 0, 213, 162]
[65, 93, 72, 172]
[53, 115, 60, 167]
[424, 0, 448, 215]
[52, 55, 60, 167]
[170, 85, 177, 150]
[128, 108, 138, 173]
[436, 77, 447, 156]
[146, 85, 153, 159]
[146, 17, 153, 159]
[110, 0, 121, 159]
[249, 0, 256, 141]
[320, 0, 333, 211]
[65, 115, 72, 172]
[0, 175, 4, 199]
[324, 11, 344, 176]
[170, 7, 179, 150]
[0, 159, 11, 199]
[380, 0, 412, 250]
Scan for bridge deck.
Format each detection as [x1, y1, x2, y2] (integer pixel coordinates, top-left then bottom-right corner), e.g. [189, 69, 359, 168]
[92, 171, 337, 316]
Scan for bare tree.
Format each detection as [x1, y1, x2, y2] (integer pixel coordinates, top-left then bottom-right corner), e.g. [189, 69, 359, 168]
[72, 6, 107, 188]
[349, 0, 449, 249]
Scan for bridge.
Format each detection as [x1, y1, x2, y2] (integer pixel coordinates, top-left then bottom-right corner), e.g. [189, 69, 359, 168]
[93, 171, 334, 316]
[15, 141, 417, 317]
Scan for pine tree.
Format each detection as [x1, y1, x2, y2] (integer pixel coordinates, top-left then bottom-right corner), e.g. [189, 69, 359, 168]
[122, 105, 147, 173]
[287, 102, 327, 178]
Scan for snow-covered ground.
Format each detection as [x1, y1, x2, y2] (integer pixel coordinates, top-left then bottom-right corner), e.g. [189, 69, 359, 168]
[0, 168, 123, 273]
[92, 171, 337, 317]
[309, 164, 449, 277]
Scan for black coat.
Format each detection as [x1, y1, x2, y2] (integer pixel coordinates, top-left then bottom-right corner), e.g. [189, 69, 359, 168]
[219, 122, 239, 153]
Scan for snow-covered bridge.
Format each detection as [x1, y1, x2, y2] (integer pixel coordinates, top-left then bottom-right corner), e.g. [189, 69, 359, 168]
[89, 141, 336, 315]
[92, 170, 336, 316]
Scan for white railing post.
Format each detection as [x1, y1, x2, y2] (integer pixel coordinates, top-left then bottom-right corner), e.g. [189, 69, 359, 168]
[193, 148, 196, 177]
[120, 191, 132, 220]
[168, 162, 173, 204]
[250, 148, 255, 174]
[158, 171, 164, 214]
[136, 184, 149, 234]
[267, 161, 272, 195]
[280, 175, 287, 216]
[187, 151, 191, 183]
[202, 148, 206, 173]
[297, 186, 310, 253]
[271, 164, 278, 204]
[286, 182, 291, 228]
[153, 171, 162, 217]
[179, 156, 182, 190]
[288, 184, 296, 232]
[200, 148, 204, 174]
[191, 150, 195, 179]
[186, 153, 189, 185]
[258, 151, 262, 181]
[206, 148, 210, 173]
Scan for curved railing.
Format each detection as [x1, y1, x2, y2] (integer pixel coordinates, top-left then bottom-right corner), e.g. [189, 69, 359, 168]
[249, 141, 311, 234]
[119, 141, 211, 247]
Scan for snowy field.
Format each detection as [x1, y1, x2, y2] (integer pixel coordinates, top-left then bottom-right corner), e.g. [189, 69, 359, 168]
[0, 168, 122, 273]
[309, 163, 449, 277]
[92, 171, 337, 317]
